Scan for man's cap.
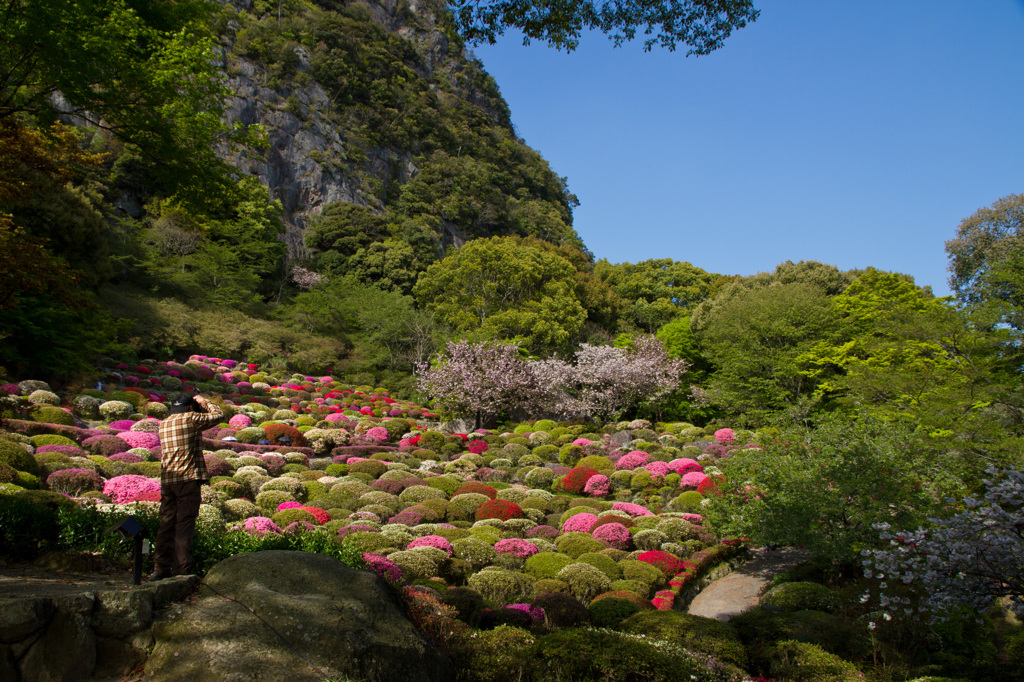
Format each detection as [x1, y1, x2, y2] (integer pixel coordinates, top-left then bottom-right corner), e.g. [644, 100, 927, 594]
[169, 393, 195, 414]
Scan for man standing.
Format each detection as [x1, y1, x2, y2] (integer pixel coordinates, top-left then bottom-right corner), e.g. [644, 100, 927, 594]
[153, 392, 223, 579]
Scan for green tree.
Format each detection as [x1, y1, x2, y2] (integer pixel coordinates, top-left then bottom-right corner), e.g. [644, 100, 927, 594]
[800, 268, 1024, 473]
[413, 236, 586, 353]
[305, 202, 389, 275]
[703, 416, 951, 564]
[449, 0, 759, 53]
[945, 193, 1024, 329]
[691, 281, 834, 425]
[1, 0, 260, 205]
[594, 258, 719, 331]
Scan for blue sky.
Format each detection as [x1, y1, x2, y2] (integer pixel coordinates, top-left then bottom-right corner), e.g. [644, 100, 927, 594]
[473, 0, 1024, 296]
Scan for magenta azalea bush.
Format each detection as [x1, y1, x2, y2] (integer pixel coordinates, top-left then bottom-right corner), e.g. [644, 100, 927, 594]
[494, 538, 540, 558]
[363, 553, 403, 584]
[103, 475, 161, 504]
[46, 468, 104, 496]
[681, 471, 709, 488]
[116, 431, 159, 450]
[228, 414, 252, 429]
[615, 451, 650, 470]
[407, 535, 454, 556]
[612, 502, 654, 517]
[562, 512, 599, 533]
[592, 522, 631, 550]
[584, 474, 610, 497]
[713, 428, 735, 444]
[243, 516, 282, 536]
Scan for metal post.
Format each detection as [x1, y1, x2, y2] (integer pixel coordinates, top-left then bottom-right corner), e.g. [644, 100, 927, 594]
[133, 535, 143, 586]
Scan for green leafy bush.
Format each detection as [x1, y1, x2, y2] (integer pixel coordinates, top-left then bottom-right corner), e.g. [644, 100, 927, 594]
[761, 581, 841, 613]
[467, 567, 533, 608]
[621, 610, 748, 669]
[767, 640, 864, 682]
[588, 597, 641, 629]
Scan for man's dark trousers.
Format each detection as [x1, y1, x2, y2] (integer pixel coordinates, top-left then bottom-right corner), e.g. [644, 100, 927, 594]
[155, 480, 202, 575]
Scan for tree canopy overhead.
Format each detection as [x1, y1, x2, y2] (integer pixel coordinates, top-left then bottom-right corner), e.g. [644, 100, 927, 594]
[449, 0, 759, 53]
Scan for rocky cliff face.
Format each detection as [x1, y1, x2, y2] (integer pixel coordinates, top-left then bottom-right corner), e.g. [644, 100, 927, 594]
[213, 0, 510, 258]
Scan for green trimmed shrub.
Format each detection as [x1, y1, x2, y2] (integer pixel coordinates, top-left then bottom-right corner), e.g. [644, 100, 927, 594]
[532, 591, 588, 627]
[255, 489, 295, 511]
[452, 536, 498, 570]
[761, 582, 841, 613]
[556, 562, 613, 603]
[621, 610, 748, 669]
[463, 625, 536, 682]
[467, 567, 533, 608]
[767, 640, 864, 682]
[534, 628, 728, 680]
[426, 474, 463, 497]
[555, 532, 606, 559]
[30, 406, 75, 426]
[588, 597, 641, 629]
[29, 434, 78, 448]
[620, 560, 665, 590]
[440, 587, 485, 626]
[524, 552, 573, 580]
[577, 551, 622, 580]
[0, 439, 42, 476]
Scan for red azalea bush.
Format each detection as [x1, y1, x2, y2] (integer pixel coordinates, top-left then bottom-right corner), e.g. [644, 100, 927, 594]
[697, 474, 724, 496]
[301, 506, 332, 524]
[454, 483, 498, 499]
[466, 439, 488, 454]
[474, 499, 525, 521]
[263, 424, 306, 447]
[637, 550, 685, 575]
[558, 466, 600, 494]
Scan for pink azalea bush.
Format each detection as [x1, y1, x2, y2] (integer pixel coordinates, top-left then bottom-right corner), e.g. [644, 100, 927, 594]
[228, 414, 253, 429]
[615, 451, 650, 470]
[592, 522, 631, 550]
[583, 474, 610, 497]
[670, 458, 703, 475]
[713, 428, 735, 444]
[408, 535, 454, 556]
[644, 461, 672, 479]
[571, 438, 593, 447]
[243, 516, 282, 536]
[365, 426, 389, 443]
[506, 603, 545, 623]
[108, 452, 144, 464]
[494, 538, 540, 558]
[103, 475, 161, 504]
[681, 471, 709, 488]
[561, 512, 599, 533]
[277, 501, 303, 511]
[363, 553, 403, 583]
[612, 502, 654, 517]
[116, 431, 159, 450]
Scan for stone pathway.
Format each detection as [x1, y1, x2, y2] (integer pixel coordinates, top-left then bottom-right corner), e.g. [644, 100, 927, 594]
[688, 547, 810, 621]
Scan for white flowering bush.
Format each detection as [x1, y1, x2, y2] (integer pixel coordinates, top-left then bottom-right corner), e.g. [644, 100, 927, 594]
[869, 467, 1024, 618]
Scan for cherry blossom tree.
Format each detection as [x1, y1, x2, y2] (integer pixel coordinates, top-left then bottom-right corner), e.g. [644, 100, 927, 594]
[868, 467, 1024, 619]
[531, 335, 688, 421]
[417, 340, 535, 428]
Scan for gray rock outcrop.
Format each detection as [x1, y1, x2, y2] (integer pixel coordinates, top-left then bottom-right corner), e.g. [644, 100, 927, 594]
[144, 550, 454, 682]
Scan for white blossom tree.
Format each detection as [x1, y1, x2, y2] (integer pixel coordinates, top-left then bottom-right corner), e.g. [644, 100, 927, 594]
[530, 335, 688, 421]
[868, 467, 1024, 619]
[416, 340, 535, 429]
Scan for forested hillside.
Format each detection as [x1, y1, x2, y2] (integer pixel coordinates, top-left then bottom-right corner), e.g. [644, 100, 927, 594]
[2, 0, 1023, 460]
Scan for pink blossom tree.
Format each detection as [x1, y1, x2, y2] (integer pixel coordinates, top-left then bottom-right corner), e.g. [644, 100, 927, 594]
[531, 335, 688, 421]
[416, 340, 535, 429]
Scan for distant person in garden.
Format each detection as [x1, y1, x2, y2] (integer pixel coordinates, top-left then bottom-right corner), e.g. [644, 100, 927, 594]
[152, 392, 223, 580]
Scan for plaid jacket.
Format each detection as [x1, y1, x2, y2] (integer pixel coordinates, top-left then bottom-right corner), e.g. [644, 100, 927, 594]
[158, 396, 224, 484]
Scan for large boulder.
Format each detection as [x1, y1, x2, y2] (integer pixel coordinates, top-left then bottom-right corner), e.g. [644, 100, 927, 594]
[145, 550, 454, 682]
